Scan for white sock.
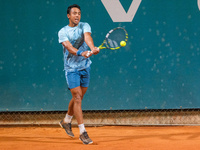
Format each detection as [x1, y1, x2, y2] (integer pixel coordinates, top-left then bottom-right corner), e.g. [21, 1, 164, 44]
[78, 124, 86, 134]
[64, 114, 73, 123]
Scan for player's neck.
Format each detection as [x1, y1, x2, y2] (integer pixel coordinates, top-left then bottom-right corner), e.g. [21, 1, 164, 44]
[68, 21, 79, 27]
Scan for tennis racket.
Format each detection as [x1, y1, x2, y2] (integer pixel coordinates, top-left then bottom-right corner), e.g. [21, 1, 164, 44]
[98, 27, 128, 50]
[86, 27, 128, 56]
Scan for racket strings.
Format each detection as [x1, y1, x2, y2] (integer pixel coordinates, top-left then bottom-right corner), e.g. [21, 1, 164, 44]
[105, 29, 127, 48]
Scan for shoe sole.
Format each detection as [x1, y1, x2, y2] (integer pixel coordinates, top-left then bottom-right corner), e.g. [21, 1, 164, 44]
[79, 138, 93, 145]
[59, 122, 74, 138]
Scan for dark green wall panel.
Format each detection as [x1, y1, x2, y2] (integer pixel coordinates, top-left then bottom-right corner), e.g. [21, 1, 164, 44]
[0, 0, 200, 111]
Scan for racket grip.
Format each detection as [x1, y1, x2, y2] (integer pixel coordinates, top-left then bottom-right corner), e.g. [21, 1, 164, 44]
[86, 51, 91, 57]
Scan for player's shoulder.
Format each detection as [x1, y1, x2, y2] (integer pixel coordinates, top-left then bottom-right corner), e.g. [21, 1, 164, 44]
[79, 22, 89, 25]
[79, 22, 90, 28]
[58, 25, 70, 34]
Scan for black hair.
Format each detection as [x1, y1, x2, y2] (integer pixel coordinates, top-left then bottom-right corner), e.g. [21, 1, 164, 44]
[67, 4, 81, 14]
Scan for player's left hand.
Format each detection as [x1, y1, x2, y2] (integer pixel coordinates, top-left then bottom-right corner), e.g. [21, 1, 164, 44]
[82, 51, 93, 58]
[91, 47, 100, 55]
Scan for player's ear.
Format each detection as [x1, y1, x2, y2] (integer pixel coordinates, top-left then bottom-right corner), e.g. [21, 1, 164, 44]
[67, 14, 70, 19]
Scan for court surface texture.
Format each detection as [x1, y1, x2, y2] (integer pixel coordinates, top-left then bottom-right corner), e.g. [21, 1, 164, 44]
[0, 126, 200, 150]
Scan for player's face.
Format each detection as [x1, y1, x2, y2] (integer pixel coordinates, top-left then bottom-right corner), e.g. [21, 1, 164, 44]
[68, 7, 81, 27]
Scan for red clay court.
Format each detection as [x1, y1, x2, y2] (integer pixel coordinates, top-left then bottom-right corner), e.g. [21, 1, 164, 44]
[0, 126, 200, 150]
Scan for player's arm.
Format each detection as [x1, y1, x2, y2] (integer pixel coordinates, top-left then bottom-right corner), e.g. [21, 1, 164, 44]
[62, 40, 92, 58]
[84, 32, 99, 55]
[62, 41, 78, 55]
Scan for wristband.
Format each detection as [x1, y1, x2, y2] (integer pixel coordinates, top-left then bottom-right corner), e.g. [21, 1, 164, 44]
[76, 50, 83, 56]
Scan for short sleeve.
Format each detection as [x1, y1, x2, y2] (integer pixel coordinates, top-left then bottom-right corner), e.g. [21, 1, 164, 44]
[58, 28, 69, 43]
[83, 23, 91, 33]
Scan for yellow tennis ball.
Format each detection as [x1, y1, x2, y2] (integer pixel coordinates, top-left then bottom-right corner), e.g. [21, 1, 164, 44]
[120, 41, 126, 47]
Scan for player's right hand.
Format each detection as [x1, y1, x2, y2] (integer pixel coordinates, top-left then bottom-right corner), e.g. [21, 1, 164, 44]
[91, 47, 100, 55]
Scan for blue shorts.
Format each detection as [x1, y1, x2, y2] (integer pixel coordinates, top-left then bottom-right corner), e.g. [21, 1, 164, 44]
[65, 67, 91, 89]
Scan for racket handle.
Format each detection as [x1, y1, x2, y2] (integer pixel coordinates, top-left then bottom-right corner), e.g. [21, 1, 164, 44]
[86, 51, 92, 57]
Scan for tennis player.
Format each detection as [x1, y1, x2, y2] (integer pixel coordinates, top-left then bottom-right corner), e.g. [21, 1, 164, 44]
[58, 4, 99, 145]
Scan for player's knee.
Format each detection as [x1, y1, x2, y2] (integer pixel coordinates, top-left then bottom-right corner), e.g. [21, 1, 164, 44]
[73, 93, 82, 103]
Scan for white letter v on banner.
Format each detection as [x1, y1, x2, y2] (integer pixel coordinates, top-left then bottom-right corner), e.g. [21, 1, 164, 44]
[198, 0, 200, 11]
[101, 0, 142, 22]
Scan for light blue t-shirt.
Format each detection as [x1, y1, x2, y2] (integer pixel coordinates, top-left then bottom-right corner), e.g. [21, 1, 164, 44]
[58, 22, 92, 72]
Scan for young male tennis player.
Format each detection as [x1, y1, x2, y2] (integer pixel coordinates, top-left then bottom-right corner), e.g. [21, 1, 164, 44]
[58, 4, 99, 145]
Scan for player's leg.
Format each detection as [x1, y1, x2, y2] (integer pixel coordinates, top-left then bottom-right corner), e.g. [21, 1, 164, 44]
[78, 68, 93, 144]
[64, 86, 87, 122]
[78, 86, 93, 144]
[59, 94, 75, 137]
[59, 71, 80, 137]
[77, 69, 90, 133]
[81, 86, 88, 100]
[68, 85, 93, 145]
[66, 98, 74, 116]
[64, 70, 80, 121]
[59, 87, 83, 138]
[70, 86, 84, 124]
[65, 86, 87, 118]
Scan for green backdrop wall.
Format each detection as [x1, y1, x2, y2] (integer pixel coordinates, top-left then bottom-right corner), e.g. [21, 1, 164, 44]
[0, 0, 200, 111]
